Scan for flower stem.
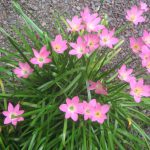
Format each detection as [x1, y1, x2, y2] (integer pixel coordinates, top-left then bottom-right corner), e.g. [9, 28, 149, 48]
[62, 119, 67, 146]
[71, 122, 75, 150]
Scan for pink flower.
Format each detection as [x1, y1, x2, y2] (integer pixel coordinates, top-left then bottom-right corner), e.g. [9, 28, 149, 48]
[2, 102, 24, 126]
[80, 7, 91, 22]
[126, 5, 145, 25]
[67, 16, 84, 32]
[88, 80, 108, 95]
[140, 46, 150, 73]
[30, 45, 52, 68]
[129, 37, 144, 53]
[118, 64, 134, 82]
[129, 78, 150, 103]
[51, 35, 68, 53]
[79, 99, 97, 120]
[84, 34, 99, 53]
[13, 62, 33, 78]
[139, 45, 150, 65]
[81, 7, 104, 32]
[69, 36, 89, 58]
[59, 96, 81, 121]
[100, 28, 119, 48]
[145, 60, 150, 73]
[142, 30, 150, 47]
[91, 103, 110, 124]
[139, 1, 148, 12]
[142, 58, 150, 73]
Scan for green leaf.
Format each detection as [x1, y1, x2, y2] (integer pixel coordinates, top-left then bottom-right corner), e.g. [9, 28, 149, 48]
[12, 1, 43, 37]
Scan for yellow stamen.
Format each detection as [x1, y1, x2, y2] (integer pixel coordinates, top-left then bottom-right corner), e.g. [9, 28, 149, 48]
[54, 45, 61, 51]
[147, 62, 150, 68]
[133, 44, 139, 50]
[95, 111, 102, 117]
[72, 25, 79, 31]
[130, 15, 136, 21]
[134, 88, 142, 96]
[89, 41, 93, 46]
[103, 38, 108, 43]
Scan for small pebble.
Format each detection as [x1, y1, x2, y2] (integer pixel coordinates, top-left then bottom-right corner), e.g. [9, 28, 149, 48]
[76, 6, 81, 11]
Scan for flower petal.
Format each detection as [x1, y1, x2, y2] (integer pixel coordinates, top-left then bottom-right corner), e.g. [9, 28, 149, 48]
[59, 104, 67, 112]
[71, 113, 78, 121]
[101, 105, 110, 114]
[2, 111, 9, 116]
[8, 103, 14, 112]
[4, 117, 11, 124]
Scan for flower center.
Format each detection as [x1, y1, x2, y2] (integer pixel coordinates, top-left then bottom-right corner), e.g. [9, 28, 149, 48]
[72, 24, 79, 31]
[96, 83, 102, 90]
[38, 57, 44, 62]
[54, 44, 61, 51]
[88, 23, 94, 30]
[103, 37, 108, 43]
[121, 73, 127, 80]
[78, 47, 83, 53]
[130, 15, 136, 21]
[133, 44, 139, 50]
[89, 41, 93, 47]
[68, 105, 76, 112]
[10, 113, 17, 119]
[95, 111, 101, 117]
[85, 109, 90, 114]
[23, 70, 28, 75]
[134, 87, 142, 96]
[147, 62, 150, 68]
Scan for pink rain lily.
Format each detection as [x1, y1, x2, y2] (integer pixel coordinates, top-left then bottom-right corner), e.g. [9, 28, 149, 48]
[139, 1, 148, 12]
[30, 45, 52, 68]
[99, 28, 119, 48]
[51, 34, 68, 54]
[91, 103, 110, 124]
[145, 59, 150, 73]
[141, 57, 150, 73]
[67, 16, 84, 32]
[79, 99, 97, 120]
[59, 96, 81, 121]
[142, 30, 150, 47]
[126, 5, 145, 25]
[140, 46, 150, 73]
[81, 7, 104, 32]
[118, 64, 134, 82]
[69, 36, 89, 58]
[80, 7, 91, 22]
[84, 14, 104, 32]
[13, 62, 33, 78]
[129, 78, 150, 103]
[2, 102, 24, 126]
[139, 45, 150, 65]
[88, 80, 108, 95]
[129, 37, 144, 53]
[84, 34, 99, 53]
